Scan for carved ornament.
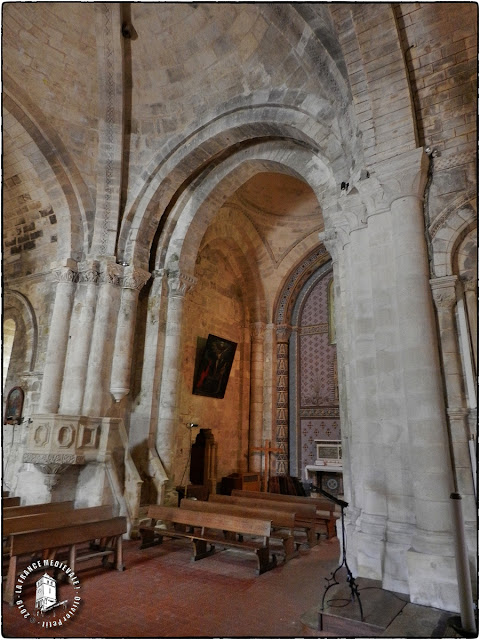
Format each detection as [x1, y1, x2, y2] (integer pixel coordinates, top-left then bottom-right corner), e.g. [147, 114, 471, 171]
[167, 271, 197, 298]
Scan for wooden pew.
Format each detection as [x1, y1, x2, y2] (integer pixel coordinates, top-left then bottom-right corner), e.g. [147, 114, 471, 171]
[3, 505, 113, 539]
[139, 505, 276, 575]
[2, 497, 21, 508]
[4, 516, 126, 606]
[210, 494, 317, 547]
[231, 489, 338, 539]
[3, 501, 74, 519]
[180, 498, 297, 561]
[2, 491, 10, 498]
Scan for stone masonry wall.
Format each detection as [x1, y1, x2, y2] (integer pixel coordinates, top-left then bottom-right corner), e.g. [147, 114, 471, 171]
[180, 242, 249, 484]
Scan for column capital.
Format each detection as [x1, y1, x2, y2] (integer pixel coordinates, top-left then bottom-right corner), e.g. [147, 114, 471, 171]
[250, 322, 266, 342]
[275, 324, 292, 343]
[98, 261, 123, 286]
[121, 266, 151, 291]
[430, 275, 459, 310]
[78, 260, 100, 284]
[167, 271, 196, 298]
[370, 147, 430, 208]
[462, 278, 477, 293]
[51, 265, 78, 284]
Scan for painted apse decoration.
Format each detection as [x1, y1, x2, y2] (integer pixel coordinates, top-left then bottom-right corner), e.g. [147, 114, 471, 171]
[192, 334, 237, 399]
[4, 386, 24, 424]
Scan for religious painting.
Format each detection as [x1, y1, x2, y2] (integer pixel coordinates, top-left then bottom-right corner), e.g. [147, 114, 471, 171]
[4, 386, 24, 424]
[192, 334, 237, 399]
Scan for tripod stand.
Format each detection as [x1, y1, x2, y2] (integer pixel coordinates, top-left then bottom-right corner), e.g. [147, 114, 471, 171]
[319, 488, 364, 624]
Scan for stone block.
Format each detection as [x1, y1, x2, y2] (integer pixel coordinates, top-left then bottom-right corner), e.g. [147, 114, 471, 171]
[407, 549, 459, 612]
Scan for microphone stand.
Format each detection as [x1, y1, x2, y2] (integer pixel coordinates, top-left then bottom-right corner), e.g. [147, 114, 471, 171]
[318, 488, 364, 624]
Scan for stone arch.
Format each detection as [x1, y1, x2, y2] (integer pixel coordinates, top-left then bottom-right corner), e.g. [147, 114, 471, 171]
[118, 102, 349, 267]
[3, 74, 94, 261]
[198, 208, 268, 325]
[3, 290, 38, 375]
[429, 188, 477, 278]
[160, 141, 335, 280]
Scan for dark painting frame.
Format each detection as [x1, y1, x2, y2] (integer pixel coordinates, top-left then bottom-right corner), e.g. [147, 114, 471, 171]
[4, 386, 24, 424]
[192, 334, 237, 399]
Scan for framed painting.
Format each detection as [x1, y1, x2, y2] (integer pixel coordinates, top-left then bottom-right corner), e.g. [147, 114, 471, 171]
[4, 386, 24, 424]
[192, 334, 237, 399]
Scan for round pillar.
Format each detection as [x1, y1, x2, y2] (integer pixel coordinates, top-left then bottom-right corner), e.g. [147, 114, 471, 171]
[59, 262, 99, 415]
[82, 261, 123, 416]
[38, 261, 78, 414]
[248, 322, 265, 474]
[275, 324, 291, 476]
[156, 271, 196, 480]
[110, 266, 151, 402]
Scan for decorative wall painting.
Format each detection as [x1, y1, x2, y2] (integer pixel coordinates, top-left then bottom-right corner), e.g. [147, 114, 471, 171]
[4, 386, 24, 424]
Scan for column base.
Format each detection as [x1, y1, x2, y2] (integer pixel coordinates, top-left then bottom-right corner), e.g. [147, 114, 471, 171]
[407, 549, 459, 612]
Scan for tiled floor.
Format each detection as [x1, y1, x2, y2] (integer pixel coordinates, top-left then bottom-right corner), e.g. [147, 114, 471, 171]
[2, 536, 340, 638]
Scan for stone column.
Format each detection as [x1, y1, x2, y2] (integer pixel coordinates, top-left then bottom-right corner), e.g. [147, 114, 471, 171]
[59, 261, 99, 415]
[249, 322, 265, 474]
[38, 260, 78, 414]
[275, 324, 291, 476]
[463, 279, 477, 372]
[82, 261, 123, 416]
[430, 277, 476, 522]
[156, 271, 196, 489]
[382, 151, 456, 610]
[110, 266, 151, 402]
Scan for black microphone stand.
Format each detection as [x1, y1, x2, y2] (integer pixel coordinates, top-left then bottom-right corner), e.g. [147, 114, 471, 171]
[318, 488, 364, 624]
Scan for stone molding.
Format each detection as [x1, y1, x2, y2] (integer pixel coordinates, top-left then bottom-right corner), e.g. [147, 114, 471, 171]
[462, 278, 477, 293]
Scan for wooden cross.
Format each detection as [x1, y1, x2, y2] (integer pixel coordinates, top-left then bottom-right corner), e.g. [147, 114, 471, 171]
[251, 439, 282, 492]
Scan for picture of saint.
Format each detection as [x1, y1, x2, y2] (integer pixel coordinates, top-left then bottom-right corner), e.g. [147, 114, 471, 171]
[193, 335, 237, 399]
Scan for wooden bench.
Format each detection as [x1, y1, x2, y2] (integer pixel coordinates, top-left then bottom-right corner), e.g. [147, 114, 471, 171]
[139, 505, 276, 575]
[2, 497, 21, 508]
[210, 494, 317, 547]
[3, 505, 114, 551]
[180, 498, 298, 561]
[3, 501, 74, 519]
[232, 489, 338, 539]
[4, 516, 126, 606]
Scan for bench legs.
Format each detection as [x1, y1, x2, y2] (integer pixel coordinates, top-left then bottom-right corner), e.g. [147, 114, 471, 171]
[326, 518, 336, 539]
[192, 539, 216, 561]
[282, 536, 298, 562]
[139, 529, 164, 549]
[255, 547, 277, 575]
[4, 556, 17, 606]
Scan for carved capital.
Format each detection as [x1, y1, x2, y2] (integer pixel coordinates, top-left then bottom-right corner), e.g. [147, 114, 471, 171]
[462, 278, 477, 293]
[276, 324, 291, 343]
[122, 266, 151, 291]
[430, 276, 459, 310]
[167, 271, 197, 298]
[371, 148, 430, 207]
[99, 262, 123, 286]
[52, 266, 78, 284]
[250, 322, 266, 342]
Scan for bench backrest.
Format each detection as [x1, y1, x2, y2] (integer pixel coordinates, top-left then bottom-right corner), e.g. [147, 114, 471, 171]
[210, 494, 316, 519]
[3, 505, 113, 536]
[3, 497, 21, 507]
[232, 489, 335, 514]
[146, 505, 271, 538]
[180, 499, 295, 530]
[3, 501, 74, 519]
[9, 517, 127, 556]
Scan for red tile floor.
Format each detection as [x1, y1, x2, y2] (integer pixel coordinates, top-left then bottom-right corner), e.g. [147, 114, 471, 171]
[2, 536, 340, 638]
